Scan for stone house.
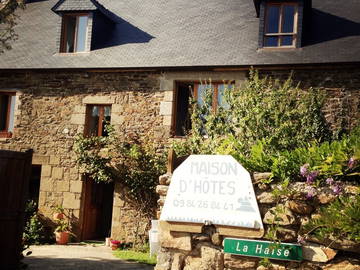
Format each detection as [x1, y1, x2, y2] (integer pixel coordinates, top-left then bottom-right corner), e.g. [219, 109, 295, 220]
[0, 0, 359, 241]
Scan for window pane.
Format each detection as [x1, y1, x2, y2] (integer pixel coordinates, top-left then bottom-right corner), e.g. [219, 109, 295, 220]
[76, 16, 88, 52]
[266, 6, 280, 33]
[88, 105, 99, 136]
[197, 84, 213, 107]
[65, 16, 76, 52]
[217, 84, 233, 110]
[281, 35, 293, 46]
[264, 36, 279, 47]
[282, 5, 295, 33]
[0, 95, 9, 131]
[8, 95, 15, 132]
[101, 106, 111, 136]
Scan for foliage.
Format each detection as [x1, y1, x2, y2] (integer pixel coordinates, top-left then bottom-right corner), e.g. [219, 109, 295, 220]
[0, 0, 24, 53]
[74, 124, 166, 249]
[174, 70, 331, 160]
[52, 205, 71, 232]
[302, 195, 360, 242]
[23, 200, 45, 245]
[74, 124, 166, 203]
[113, 243, 156, 265]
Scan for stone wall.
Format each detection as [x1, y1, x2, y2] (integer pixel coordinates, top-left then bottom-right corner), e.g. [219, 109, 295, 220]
[0, 65, 359, 242]
[0, 70, 166, 239]
[155, 173, 360, 270]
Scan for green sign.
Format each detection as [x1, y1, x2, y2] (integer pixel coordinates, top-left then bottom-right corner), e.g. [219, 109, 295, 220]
[224, 238, 303, 262]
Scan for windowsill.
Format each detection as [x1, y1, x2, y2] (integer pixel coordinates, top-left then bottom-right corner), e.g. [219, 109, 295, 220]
[55, 52, 91, 56]
[257, 47, 300, 52]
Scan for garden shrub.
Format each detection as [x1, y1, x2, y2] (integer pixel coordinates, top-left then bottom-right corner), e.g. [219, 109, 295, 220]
[23, 200, 45, 245]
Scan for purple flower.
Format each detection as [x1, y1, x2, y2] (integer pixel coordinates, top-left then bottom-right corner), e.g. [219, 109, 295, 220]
[348, 157, 356, 169]
[306, 187, 316, 199]
[326, 177, 334, 185]
[306, 171, 318, 184]
[300, 164, 309, 177]
[332, 183, 342, 195]
[297, 235, 306, 245]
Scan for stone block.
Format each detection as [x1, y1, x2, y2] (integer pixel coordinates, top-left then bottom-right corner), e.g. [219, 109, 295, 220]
[302, 244, 337, 262]
[56, 181, 69, 192]
[159, 174, 171, 185]
[40, 177, 54, 192]
[32, 155, 49, 165]
[323, 259, 360, 270]
[286, 200, 314, 215]
[159, 102, 172, 116]
[257, 192, 276, 204]
[163, 91, 174, 102]
[156, 250, 172, 270]
[49, 155, 60, 165]
[160, 230, 192, 251]
[171, 253, 185, 270]
[52, 167, 64, 179]
[42, 165, 52, 177]
[156, 185, 169, 196]
[111, 104, 122, 113]
[70, 113, 85, 125]
[82, 96, 114, 104]
[110, 114, 124, 125]
[70, 181, 83, 193]
[224, 254, 258, 269]
[74, 105, 86, 114]
[263, 205, 296, 225]
[253, 172, 272, 182]
[63, 192, 80, 209]
[163, 115, 172, 126]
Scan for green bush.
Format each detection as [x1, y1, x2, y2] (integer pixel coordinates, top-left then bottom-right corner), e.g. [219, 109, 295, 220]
[23, 200, 45, 245]
[302, 195, 360, 242]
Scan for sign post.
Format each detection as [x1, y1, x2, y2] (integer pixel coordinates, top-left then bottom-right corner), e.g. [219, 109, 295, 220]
[224, 238, 303, 262]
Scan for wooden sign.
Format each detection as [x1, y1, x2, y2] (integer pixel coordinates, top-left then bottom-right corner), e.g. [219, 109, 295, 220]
[160, 155, 264, 233]
[224, 238, 303, 262]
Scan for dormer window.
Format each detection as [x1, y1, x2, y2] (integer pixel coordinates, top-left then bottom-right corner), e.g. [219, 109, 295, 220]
[60, 14, 89, 53]
[264, 3, 298, 47]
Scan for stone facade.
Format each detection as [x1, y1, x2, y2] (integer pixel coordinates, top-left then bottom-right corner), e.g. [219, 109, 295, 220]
[0, 65, 359, 242]
[155, 173, 360, 270]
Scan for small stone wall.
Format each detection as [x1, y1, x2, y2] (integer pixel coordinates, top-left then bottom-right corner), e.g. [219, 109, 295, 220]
[155, 173, 360, 270]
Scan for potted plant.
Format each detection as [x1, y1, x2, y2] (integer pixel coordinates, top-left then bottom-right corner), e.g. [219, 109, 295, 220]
[54, 219, 70, 245]
[53, 206, 71, 245]
[110, 240, 120, 250]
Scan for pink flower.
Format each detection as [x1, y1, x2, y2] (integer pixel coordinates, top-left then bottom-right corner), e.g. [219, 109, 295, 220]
[332, 183, 342, 195]
[300, 164, 309, 177]
[348, 157, 356, 169]
[306, 187, 316, 199]
[306, 171, 318, 184]
[326, 177, 334, 185]
[297, 235, 306, 245]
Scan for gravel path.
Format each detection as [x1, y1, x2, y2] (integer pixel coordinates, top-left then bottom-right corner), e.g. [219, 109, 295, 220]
[23, 245, 154, 270]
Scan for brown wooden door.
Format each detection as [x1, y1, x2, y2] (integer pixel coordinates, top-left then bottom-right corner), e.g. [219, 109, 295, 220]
[0, 150, 33, 270]
[81, 178, 114, 240]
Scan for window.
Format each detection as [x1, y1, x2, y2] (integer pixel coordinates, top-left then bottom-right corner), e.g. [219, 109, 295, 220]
[60, 14, 89, 53]
[173, 82, 233, 136]
[264, 3, 298, 48]
[85, 105, 111, 136]
[0, 92, 16, 138]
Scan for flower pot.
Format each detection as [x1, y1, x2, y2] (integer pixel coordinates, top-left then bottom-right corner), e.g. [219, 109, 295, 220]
[55, 231, 69, 245]
[53, 212, 64, 220]
[111, 243, 118, 250]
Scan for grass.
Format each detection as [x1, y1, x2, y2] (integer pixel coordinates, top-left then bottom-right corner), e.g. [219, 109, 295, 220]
[113, 249, 157, 265]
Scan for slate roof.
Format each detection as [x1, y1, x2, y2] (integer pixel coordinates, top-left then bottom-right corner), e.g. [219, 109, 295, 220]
[0, 0, 359, 69]
[52, 0, 97, 12]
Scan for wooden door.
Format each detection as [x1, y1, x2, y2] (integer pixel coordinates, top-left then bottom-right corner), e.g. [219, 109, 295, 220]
[0, 150, 33, 270]
[81, 178, 114, 240]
